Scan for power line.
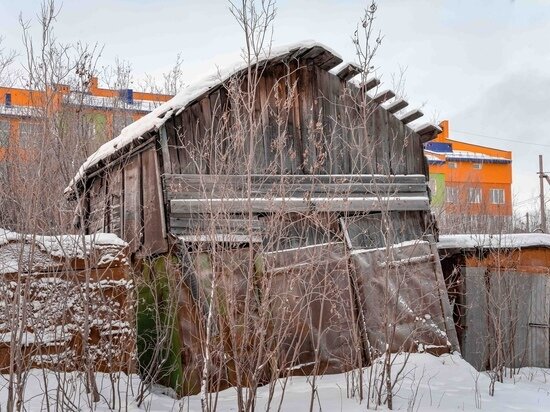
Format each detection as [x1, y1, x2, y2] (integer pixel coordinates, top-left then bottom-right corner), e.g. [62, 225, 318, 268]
[453, 130, 550, 148]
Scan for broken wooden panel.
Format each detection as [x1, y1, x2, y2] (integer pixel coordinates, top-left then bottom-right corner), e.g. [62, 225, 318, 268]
[351, 240, 456, 355]
[141, 147, 167, 254]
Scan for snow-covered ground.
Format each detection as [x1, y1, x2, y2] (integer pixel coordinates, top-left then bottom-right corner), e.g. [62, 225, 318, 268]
[1, 353, 549, 411]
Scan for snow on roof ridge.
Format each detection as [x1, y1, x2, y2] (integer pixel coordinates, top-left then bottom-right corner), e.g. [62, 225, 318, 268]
[64, 40, 340, 195]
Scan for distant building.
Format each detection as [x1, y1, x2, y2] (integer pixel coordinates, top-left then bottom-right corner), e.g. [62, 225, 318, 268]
[425, 120, 512, 233]
[0, 77, 172, 166]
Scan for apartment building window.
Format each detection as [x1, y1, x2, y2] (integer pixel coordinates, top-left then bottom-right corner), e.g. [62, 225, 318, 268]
[0, 120, 9, 147]
[473, 163, 482, 169]
[19, 121, 41, 148]
[448, 162, 458, 169]
[468, 188, 482, 204]
[446, 187, 459, 203]
[490, 188, 505, 204]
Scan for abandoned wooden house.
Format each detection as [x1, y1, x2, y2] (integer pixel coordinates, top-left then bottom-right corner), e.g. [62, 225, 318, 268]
[65, 41, 458, 395]
[439, 233, 550, 370]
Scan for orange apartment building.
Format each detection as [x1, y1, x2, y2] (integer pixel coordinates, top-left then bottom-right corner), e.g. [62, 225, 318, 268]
[424, 120, 512, 232]
[0, 77, 172, 166]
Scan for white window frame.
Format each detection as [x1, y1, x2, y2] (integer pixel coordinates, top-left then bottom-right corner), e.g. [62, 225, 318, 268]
[473, 163, 482, 170]
[489, 188, 505, 205]
[468, 188, 482, 204]
[448, 162, 458, 169]
[446, 187, 459, 203]
[0, 120, 9, 147]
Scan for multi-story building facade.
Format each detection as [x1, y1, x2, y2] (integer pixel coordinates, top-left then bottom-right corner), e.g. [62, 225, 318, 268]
[0, 77, 172, 166]
[425, 120, 512, 233]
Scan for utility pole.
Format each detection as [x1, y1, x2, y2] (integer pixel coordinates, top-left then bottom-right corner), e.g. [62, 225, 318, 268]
[539, 155, 547, 233]
[526, 212, 530, 232]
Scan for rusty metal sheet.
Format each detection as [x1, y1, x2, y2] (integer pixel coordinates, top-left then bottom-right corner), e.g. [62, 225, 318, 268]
[351, 240, 454, 355]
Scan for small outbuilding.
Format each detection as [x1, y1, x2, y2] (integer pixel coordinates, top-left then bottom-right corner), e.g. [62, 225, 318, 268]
[65, 41, 458, 395]
[439, 233, 550, 370]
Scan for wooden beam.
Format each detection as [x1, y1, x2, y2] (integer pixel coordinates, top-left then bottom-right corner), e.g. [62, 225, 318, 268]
[361, 77, 380, 92]
[171, 195, 430, 215]
[372, 89, 396, 104]
[385, 98, 408, 114]
[414, 122, 443, 143]
[318, 53, 344, 70]
[163, 173, 428, 200]
[158, 125, 172, 175]
[336, 63, 363, 81]
[399, 109, 424, 124]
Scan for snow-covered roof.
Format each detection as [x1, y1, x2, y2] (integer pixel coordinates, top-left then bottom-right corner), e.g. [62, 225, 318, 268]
[0, 228, 128, 275]
[64, 40, 341, 196]
[446, 150, 511, 164]
[424, 152, 445, 164]
[64, 93, 164, 113]
[438, 233, 550, 250]
[423, 148, 511, 165]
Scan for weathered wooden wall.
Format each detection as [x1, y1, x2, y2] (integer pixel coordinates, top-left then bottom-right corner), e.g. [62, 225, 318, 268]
[159, 62, 425, 178]
[84, 145, 167, 255]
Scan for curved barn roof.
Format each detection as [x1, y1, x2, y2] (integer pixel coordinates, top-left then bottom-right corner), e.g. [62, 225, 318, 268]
[65, 40, 440, 197]
[64, 41, 342, 195]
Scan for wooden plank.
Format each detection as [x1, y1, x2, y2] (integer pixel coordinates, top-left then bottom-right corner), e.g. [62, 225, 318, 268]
[200, 96, 214, 172]
[170, 216, 263, 231]
[372, 89, 395, 104]
[360, 77, 380, 92]
[158, 125, 172, 175]
[88, 177, 106, 233]
[335, 63, 362, 81]
[163, 173, 428, 199]
[171, 194, 430, 215]
[399, 109, 424, 124]
[385, 98, 408, 114]
[289, 62, 305, 173]
[142, 148, 167, 254]
[414, 122, 442, 143]
[123, 155, 142, 252]
[328, 70, 347, 174]
[317, 53, 344, 70]
[387, 109, 407, 175]
[108, 167, 123, 237]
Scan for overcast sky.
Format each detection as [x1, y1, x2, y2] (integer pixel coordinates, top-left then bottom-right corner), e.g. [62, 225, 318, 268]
[1, 0, 549, 217]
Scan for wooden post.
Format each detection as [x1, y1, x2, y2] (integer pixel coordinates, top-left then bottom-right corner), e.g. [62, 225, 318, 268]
[539, 155, 547, 233]
[526, 212, 530, 232]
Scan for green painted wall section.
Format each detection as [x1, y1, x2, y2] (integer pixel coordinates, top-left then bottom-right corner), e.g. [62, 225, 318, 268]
[137, 256, 185, 395]
[430, 173, 446, 206]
